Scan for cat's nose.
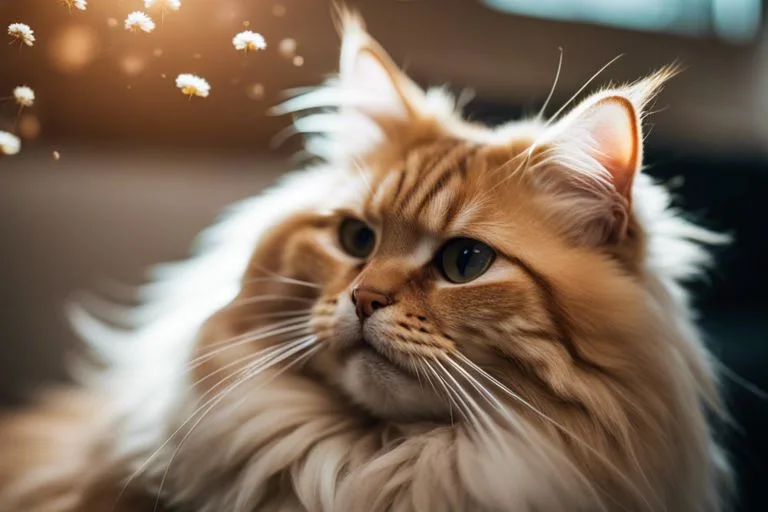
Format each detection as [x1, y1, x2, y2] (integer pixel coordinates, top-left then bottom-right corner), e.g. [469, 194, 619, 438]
[351, 287, 393, 320]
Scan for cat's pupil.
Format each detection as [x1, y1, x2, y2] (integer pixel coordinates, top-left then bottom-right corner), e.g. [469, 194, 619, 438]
[456, 246, 474, 277]
[354, 227, 373, 250]
[438, 237, 496, 284]
[339, 218, 376, 258]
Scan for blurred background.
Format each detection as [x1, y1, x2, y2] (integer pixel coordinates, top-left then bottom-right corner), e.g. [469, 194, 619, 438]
[0, 0, 766, 509]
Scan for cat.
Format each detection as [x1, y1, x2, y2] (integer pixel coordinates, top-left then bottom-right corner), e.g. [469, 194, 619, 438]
[0, 11, 731, 512]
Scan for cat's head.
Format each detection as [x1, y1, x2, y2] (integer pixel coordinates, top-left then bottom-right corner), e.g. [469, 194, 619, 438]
[197, 13, 686, 429]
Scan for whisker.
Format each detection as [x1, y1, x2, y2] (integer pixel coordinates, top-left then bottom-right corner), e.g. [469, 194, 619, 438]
[247, 264, 321, 289]
[417, 360, 454, 425]
[431, 358, 496, 437]
[351, 157, 373, 195]
[717, 362, 768, 401]
[153, 337, 319, 511]
[186, 317, 312, 370]
[115, 335, 317, 510]
[451, 351, 647, 512]
[223, 295, 316, 309]
[488, 149, 534, 194]
[241, 275, 321, 290]
[188, 334, 314, 390]
[422, 360, 464, 428]
[536, 47, 564, 120]
[442, 355, 521, 428]
[545, 54, 623, 126]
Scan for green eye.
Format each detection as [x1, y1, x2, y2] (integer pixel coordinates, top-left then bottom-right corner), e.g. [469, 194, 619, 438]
[339, 218, 376, 259]
[438, 238, 496, 284]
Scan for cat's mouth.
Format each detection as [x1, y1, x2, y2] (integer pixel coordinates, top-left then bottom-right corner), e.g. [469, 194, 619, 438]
[354, 337, 416, 377]
[339, 337, 449, 421]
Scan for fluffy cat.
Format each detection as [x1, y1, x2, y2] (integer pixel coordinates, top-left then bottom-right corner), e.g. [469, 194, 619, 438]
[0, 12, 731, 512]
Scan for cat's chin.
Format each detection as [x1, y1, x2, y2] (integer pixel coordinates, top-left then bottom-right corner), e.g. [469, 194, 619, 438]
[339, 344, 450, 422]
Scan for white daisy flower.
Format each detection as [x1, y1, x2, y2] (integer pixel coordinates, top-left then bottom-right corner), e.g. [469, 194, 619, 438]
[13, 86, 35, 107]
[125, 12, 155, 33]
[8, 23, 35, 47]
[145, 0, 181, 11]
[175, 74, 210, 98]
[233, 31, 267, 52]
[0, 131, 21, 156]
[61, 0, 87, 11]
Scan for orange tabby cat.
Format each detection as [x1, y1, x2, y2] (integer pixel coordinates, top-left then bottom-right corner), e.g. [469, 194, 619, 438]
[0, 12, 730, 512]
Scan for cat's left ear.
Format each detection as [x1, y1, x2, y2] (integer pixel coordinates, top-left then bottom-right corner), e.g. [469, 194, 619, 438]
[552, 94, 641, 200]
[539, 68, 676, 243]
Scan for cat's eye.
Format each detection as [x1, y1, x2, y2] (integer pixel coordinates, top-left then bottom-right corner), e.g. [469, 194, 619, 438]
[438, 238, 496, 284]
[338, 218, 376, 259]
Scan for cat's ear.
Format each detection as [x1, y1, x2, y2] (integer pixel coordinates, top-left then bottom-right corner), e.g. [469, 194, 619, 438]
[273, 12, 431, 161]
[337, 12, 426, 124]
[551, 94, 641, 200]
[538, 67, 677, 244]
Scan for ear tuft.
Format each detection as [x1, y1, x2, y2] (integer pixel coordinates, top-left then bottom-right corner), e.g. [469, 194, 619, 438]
[534, 66, 679, 245]
[545, 64, 679, 201]
[336, 9, 422, 121]
[272, 10, 429, 162]
[622, 63, 681, 117]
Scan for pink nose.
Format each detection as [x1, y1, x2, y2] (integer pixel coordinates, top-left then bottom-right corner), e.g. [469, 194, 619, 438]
[351, 287, 393, 320]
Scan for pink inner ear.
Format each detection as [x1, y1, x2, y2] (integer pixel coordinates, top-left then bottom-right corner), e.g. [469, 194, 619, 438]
[583, 97, 640, 198]
[347, 49, 409, 120]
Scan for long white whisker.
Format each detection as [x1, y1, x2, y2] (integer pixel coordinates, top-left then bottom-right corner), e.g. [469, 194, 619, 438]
[545, 54, 623, 126]
[536, 47, 564, 120]
[452, 352, 647, 512]
[189, 335, 314, 390]
[351, 158, 373, 195]
[186, 317, 312, 370]
[247, 264, 321, 289]
[422, 361, 465, 428]
[418, 360, 454, 425]
[442, 355, 520, 428]
[115, 335, 316, 510]
[152, 337, 319, 511]
[240, 276, 321, 289]
[224, 295, 316, 309]
[431, 358, 496, 437]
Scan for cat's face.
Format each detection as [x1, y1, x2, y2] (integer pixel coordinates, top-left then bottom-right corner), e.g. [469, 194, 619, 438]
[305, 140, 577, 420]
[195, 16, 675, 427]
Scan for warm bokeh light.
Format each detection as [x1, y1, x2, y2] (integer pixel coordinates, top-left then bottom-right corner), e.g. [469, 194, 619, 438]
[279, 38, 297, 58]
[17, 114, 41, 140]
[48, 24, 99, 73]
[247, 82, 265, 100]
[120, 55, 146, 76]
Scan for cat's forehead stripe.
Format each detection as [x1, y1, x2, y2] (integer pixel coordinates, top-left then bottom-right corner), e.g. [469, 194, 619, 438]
[403, 143, 475, 218]
[366, 140, 477, 233]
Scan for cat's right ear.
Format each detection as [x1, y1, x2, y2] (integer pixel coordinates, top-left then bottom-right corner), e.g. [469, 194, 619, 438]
[337, 11, 426, 125]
